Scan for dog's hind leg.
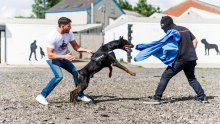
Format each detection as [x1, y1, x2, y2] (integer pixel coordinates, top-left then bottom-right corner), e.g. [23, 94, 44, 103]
[80, 76, 90, 93]
[109, 66, 112, 78]
[70, 91, 74, 103]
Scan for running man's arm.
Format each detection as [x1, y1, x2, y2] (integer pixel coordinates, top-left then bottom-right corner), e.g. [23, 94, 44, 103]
[70, 40, 92, 53]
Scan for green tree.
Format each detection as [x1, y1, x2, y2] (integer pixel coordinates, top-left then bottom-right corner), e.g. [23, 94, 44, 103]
[32, 0, 61, 18]
[118, 0, 133, 10]
[134, 0, 160, 17]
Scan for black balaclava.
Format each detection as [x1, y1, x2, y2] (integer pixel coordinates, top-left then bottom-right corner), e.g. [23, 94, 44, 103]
[160, 16, 175, 33]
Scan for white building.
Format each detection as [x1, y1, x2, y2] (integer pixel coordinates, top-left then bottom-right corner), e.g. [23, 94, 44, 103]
[105, 15, 220, 67]
[0, 18, 101, 65]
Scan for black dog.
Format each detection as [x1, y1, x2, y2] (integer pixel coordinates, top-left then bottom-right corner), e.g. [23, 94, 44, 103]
[70, 36, 136, 104]
[201, 39, 219, 55]
[40, 47, 45, 59]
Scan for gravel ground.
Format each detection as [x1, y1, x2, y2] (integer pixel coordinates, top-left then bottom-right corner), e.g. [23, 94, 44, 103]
[0, 63, 220, 124]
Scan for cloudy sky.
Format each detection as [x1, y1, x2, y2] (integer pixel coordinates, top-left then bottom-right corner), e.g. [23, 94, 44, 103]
[0, 0, 34, 18]
[1, 0, 220, 18]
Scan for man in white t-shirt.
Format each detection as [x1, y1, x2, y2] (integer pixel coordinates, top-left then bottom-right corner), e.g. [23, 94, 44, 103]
[36, 17, 93, 105]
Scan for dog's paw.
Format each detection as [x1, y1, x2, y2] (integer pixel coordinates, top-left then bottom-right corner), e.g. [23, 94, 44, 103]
[70, 91, 74, 102]
[109, 73, 112, 78]
[130, 72, 136, 76]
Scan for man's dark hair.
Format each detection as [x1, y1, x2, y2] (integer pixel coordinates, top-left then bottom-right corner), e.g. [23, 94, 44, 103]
[58, 17, 72, 27]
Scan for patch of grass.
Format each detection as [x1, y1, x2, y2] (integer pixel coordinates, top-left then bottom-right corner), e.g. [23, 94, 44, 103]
[118, 60, 128, 64]
[118, 59, 145, 68]
[201, 78, 207, 85]
[136, 65, 144, 68]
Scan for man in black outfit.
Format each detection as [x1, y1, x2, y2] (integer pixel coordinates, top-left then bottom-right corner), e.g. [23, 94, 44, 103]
[29, 40, 38, 61]
[145, 16, 208, 104]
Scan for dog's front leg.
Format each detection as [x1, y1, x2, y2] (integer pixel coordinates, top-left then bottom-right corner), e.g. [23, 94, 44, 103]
[70, 85, 81, 105]
[109, 66, 112, 78]
[112, 62, 136, 76]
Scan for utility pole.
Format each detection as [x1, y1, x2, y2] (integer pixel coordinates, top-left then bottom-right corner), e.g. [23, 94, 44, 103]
[127, 24, 133, 63]
[98, 5, 106, 45]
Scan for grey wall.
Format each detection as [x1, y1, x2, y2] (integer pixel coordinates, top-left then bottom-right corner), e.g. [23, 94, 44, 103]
[92, 0, 124, 27]
[69, 34, 103, 59]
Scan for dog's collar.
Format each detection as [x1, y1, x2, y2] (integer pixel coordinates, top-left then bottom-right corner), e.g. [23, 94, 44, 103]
[92, 51, 113, 61]
[108, 51, 113, 54]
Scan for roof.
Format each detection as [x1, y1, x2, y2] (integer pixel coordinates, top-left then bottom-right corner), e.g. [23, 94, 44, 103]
[105, 15, 220, 31]
[72, 23, 102, 32]
[164, 0, 220, 17]
[0, 24, 5, 31]
[0, 18, 102, 32]
[105, 15, 160, 31]
[46, 0, 125, 14]
[47, 0, 98, 13]
[180, 7, 220, 19]
[123, 10, 145, 17]
[149, 13, 168, 18]
[151, 7, 220, 19]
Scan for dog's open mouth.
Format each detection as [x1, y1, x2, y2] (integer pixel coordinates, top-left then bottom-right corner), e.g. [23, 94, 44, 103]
[124, 44, 134, 52]
[125, 47, 131, 52]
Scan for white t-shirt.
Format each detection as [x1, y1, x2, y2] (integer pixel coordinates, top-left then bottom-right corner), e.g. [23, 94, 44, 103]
[46, 30, 75, 59]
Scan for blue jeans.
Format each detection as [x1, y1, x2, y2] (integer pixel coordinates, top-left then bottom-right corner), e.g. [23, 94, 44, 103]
[154, 60, 206, 100]
[41, 59, 84, 97]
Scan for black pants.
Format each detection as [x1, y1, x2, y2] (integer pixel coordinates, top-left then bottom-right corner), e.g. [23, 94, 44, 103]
[29, 51, 37, 60]
[154, 60, 206, 100]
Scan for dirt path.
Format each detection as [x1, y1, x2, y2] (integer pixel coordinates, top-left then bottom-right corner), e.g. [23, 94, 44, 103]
[0, 64, 219, 123]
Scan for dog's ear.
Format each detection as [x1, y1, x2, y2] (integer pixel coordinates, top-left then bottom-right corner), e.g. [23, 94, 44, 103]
[119, 36, 122, 40]
[119, 36, 123, 40]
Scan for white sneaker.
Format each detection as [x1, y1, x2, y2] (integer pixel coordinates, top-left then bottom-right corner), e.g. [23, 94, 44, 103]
[36, 94, 49, 105]
[77, 95, 92, 102]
